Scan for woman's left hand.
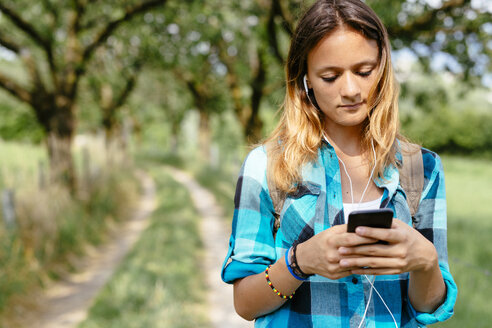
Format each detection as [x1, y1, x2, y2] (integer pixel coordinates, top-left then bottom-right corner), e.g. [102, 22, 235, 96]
[337, 219, 438, 275]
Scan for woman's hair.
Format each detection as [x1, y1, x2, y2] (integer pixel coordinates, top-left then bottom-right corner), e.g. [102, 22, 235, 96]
[266, 0, 402, 192]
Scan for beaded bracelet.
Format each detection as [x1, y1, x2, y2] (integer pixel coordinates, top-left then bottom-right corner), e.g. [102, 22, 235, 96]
[265, 265, 295, 300]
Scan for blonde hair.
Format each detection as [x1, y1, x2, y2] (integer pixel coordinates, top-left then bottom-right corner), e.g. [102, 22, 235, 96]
[265, 0, 402, 193]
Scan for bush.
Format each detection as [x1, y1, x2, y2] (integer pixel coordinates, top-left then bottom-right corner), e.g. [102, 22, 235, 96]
[401, 106, 492, 156]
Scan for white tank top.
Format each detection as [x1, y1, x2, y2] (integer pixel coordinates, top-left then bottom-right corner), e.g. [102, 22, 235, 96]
[343, 196, 383, 224]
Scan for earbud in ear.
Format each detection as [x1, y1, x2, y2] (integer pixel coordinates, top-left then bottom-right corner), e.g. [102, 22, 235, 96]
[303, 74, 321, 111]
[303, 74, 309, 94]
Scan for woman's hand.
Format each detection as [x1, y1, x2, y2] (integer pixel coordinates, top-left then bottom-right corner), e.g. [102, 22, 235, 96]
[336, 218, 446, 312]
[295, 224, 380, 280]
[337, 219, 438, 276]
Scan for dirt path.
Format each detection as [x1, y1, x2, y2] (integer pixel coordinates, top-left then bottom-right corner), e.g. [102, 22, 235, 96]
[9, 167, 252, 328]
[168, 167, 253, 328]
[13, 171, 157, 328]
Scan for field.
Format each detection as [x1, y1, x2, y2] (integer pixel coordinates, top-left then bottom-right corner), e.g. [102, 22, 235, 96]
[435, 156, 492, 327]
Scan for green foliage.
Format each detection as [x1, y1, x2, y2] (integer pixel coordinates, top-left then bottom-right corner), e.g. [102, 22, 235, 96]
[128, 68, 193, 151]
[367, 0, 492, 82]
[0, 90, 43, 143]
[79, 167, 210, 328]
[402, 106, 492, 155]
[399, 69, 492, 155]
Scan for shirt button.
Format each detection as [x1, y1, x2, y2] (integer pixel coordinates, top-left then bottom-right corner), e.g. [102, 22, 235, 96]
[352, 277, 358, 284]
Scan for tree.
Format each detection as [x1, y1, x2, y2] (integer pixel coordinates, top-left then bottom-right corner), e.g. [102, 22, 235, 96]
[206, 0, 294, 143]
[0, 0, 169, 191]
[369, 0, 491, 82]
[85, 36, 143, 153]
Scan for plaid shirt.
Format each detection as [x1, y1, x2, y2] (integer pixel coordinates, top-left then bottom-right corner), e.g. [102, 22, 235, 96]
[221, 141, 457, 327]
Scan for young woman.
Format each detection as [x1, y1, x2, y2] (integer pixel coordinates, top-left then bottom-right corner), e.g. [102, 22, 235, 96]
[221, 0, 457, 327]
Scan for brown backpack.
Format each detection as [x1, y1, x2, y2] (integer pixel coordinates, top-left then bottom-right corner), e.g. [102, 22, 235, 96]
[267, 142, 424, 235]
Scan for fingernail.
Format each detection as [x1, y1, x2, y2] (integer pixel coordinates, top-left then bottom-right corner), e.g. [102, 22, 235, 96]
[339, 247, 348, 254]
[340, 259, 349, 267]
[356, 227, 366, 235]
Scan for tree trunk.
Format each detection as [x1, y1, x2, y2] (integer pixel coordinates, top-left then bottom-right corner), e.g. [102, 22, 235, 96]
[34, 94, 77, 193]
[244, 114, 263, 145]
[198, 110, 211, 162]
[46, 131, 76, 192]
[169, 119, 180, 154]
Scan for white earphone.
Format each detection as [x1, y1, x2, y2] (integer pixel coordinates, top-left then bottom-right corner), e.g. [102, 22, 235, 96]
[303, 74, 310, 94]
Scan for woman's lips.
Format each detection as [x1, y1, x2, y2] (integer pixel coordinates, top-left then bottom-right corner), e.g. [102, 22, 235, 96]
[339, 102, 364, 110]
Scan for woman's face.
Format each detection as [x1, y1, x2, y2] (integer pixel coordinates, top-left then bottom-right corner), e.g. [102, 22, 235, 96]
[306, 27, 380, 132]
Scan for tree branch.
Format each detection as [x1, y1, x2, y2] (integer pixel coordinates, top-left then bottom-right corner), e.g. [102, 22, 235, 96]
[82, 0, 167, 63]
[41, 0, 60, 29]
[250, 48, 266, 119]
[113, 63, 141, 109]
[0, 2, 50, 49]
[215, 42, 245, 122]
[0, 32, 20, 53]
[20, 49, 46, 95]
[0, 70, 32, 104]
[387, 0, 467, 40]
[71, 0, 87, 34]
[275, 0, 294, 37]
[0, 2, 57, 89]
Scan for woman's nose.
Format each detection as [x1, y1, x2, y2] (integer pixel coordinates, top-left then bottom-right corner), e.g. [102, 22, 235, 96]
[339, 72, 361, 101]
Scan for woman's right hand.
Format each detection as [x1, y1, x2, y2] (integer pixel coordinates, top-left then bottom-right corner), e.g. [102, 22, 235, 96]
[295, 224, 378, 280]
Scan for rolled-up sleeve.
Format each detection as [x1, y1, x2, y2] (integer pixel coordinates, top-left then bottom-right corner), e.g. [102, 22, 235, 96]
[411, 264, 458, 324]
[409, 151, 458, 325]
[221, 146, 277, 283]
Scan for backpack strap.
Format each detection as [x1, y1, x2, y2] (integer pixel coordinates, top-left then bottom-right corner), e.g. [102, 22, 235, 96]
[265, 142, 285, 238]
[398, 142, 424, 220]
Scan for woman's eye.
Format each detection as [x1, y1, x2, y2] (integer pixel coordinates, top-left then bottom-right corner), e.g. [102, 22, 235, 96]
[357, 70, 373, 77]
[322, 76, 338, 83]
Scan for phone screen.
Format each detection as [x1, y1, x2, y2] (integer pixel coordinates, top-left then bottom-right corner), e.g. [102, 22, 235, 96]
[347, 208, 393, 233]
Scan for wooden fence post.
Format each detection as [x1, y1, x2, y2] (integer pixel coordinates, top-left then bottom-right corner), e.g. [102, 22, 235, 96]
[2, 189, 16, 229]
[39, 160, 46, 190]
[82, 146, 90, 189]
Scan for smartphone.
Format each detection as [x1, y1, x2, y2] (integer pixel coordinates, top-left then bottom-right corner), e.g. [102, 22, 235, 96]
[347, 208, 393, 233]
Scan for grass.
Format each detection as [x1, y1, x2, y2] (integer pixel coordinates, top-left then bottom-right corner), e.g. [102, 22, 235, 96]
[0, 140, 140, 325]
[0, 140, 47, 190]
[193, 166, 238, 221]
[434, 156, 492, 327]
[79, 166, 210, 328]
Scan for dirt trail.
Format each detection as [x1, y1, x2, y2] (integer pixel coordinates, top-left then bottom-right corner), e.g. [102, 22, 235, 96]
[168, 167, 253, 328]
[13, 171, 157, 328]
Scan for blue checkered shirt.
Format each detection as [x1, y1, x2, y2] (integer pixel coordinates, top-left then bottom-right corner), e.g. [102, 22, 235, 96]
[221, 141, 457, 327]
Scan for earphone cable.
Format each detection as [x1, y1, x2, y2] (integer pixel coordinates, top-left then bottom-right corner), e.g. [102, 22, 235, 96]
[330, 137, 398, 328]
[336, 139, 377, 206]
